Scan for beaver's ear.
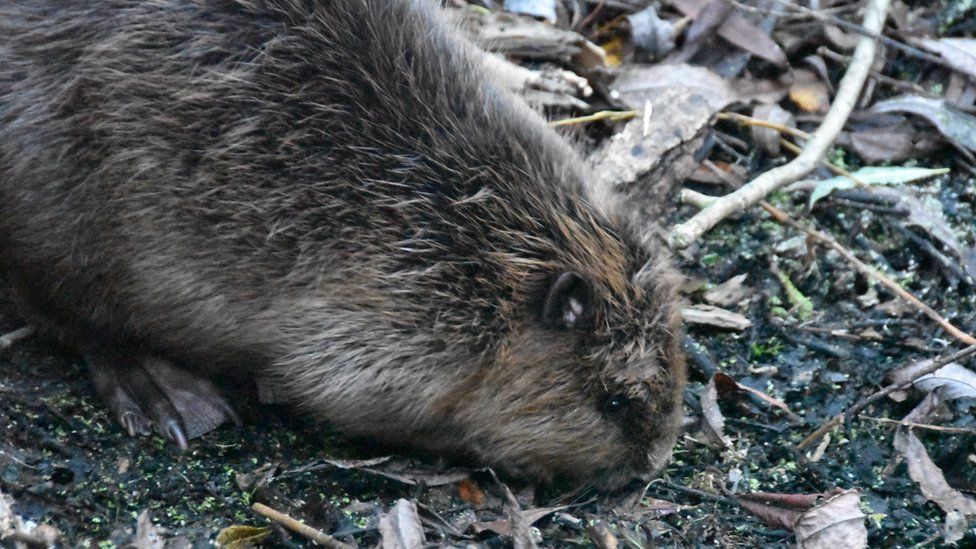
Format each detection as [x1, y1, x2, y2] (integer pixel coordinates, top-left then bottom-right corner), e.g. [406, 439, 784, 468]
[542, 272, 592, 329]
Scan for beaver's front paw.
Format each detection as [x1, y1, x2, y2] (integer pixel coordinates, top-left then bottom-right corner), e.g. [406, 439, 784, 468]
[87, 353, 240, 448]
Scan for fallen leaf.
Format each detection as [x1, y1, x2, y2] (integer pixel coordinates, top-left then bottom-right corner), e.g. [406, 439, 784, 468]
[636, 497, 685, 517]
[894, 426, 976, 544]
[738, 491, 825, 529]
[501, 483, 537, 549]
[135, 511, 166, 549]
[795, 490, 868, 549]
[888, 359, 976, 401]
[847, 119, 941, 163]
[789, 69, 830, 113]
[587, 522, 619, 549]
[703, 274, 753, 308]
[772, 265, 813, 320]
[910, 37, 976, 81]
[681, 304, 752, 330]
[665, 0, 787, 66]
[612, 64, 738, 112]
[873, 95, 976, 154]
[0, 488, 17, 539]
[714, 372, 800, 422]
[627, 5, 678, 59]
[379, 499, 426, 549]
[839, 185, 976, 281]
[751, 104, 795, 156]
[215, 525, 272, 549]
[803, 166, 950, 208]
[684, 0, 733, 46]
[457, 478, 486, 507]
[317, 457, 470, 486]
[503, 0, 556, 23]
[701, 376, 732, 448]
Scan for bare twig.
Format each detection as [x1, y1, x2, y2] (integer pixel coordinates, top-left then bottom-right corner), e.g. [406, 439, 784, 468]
[799, 345, 976, 450]
[861, 416, 976, 435]
[0, 326, 35, 350]
[765, 0, 958, 73]
[817, 47, 930, 96]
[847, 345, 976, 419]
[669, 0, 891, 248]
[760, 201, 976, 346]
[250, 503, 354, 549]
[716, 112, 809, 140]
[549, 109, 637, 127]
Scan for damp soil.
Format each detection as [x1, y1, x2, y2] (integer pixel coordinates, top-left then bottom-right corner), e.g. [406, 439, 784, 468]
[1, 168, 974, 548]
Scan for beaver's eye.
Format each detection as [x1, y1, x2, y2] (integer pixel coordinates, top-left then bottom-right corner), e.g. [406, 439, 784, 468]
[603, 394, 629, 415]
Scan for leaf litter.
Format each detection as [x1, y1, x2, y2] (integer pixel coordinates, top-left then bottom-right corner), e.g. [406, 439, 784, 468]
[2, 0, 976, 546]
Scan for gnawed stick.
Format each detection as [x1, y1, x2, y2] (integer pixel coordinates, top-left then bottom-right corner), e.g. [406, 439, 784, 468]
[0, 326, 34, 350]
[251, 502, 354, 549]
[669, 0, 891, 248]
[760, 201, 976, 346]
[799, 345, 976, 451]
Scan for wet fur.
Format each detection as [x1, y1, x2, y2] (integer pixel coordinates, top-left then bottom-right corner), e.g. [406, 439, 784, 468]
[0, 0, 685, 486]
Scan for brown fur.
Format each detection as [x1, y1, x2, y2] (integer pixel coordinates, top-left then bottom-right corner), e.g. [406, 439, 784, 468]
[0, 0, 685, 487]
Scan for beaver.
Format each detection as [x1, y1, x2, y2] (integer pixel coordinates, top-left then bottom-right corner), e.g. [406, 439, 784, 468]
[0, 0, 685, 488]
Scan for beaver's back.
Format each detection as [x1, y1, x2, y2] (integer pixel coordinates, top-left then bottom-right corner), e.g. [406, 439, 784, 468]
[0, 0, 595, 363]
[0, 0, 684, 485]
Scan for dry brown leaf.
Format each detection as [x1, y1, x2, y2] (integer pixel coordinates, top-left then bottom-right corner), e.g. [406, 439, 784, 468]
[379, 499, 426, 549]
[457, 478, 486, 507]
[0, 488, 17, 539]
[751, 104, 796, 156]
[637, 497, 685, 517]
[795, 490, 868, 549]
[612, 63, 738, 112]
[713, 372, 800, 423]
[738, 491, 824, 529]
[665, 0, 787, 66]
[914, 363, 976, 400]
[627, 5, 678, 59]
[703, 274, 753, 308]
[910, 37, 976, 81]
[215, 525, 272, 549]
[315, 457, 469, 486]
[503, 0, 557, 23]
[681, 304, 752, 331]
[893, 428, 976, 543]
[789, 69, 830, 113]
[587, 522, 619, 549]
[135, 511, 166, 549]
[501, 482, 537, 549]
[887, 359, 976, 401]
[701, 376, 732, 448]
[873, 95, 976, 154]
[688, 161, 747, 186]
[846, 119, 941, 163]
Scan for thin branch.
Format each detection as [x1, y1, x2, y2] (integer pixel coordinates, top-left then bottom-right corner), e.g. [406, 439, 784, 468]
[846, 344, 976, 419]
[549, 109, 637, 127]
[799, 345, 976, 450]
[0, 326, 35, 350]
[251, 503, 354, 549]
[669, 0, 891, 248]
[764, 0, 957, 72]
[861, 416, 976, 435]
[760, 201, 976, 346]
[716, 112, 809, 140]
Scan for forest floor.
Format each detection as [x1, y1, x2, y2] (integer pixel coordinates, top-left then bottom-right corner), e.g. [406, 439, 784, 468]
[2, 0, 976, 547]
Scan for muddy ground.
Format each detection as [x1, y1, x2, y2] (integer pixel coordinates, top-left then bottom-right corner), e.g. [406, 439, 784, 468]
[3, 0, 976, 547]
[1, 164, 974, 546]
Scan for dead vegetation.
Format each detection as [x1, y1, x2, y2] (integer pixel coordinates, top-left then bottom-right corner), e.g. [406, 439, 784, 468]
[2, 0, 976, 546]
